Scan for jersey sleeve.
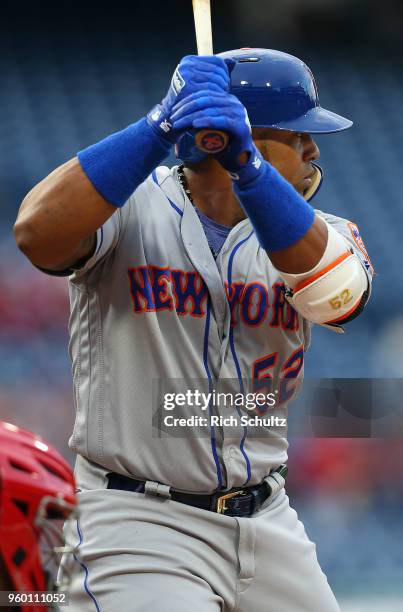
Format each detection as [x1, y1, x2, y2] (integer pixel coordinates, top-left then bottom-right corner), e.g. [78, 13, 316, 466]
[70, 210, 121, 279]
[70, 167, 172, 282]
[69, 195, 133, 282]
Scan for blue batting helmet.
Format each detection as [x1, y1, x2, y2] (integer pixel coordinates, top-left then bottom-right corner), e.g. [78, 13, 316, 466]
[176, 48, 352, 163]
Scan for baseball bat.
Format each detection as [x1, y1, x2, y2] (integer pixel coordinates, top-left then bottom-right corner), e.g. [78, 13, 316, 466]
[191, 0, 229, 154]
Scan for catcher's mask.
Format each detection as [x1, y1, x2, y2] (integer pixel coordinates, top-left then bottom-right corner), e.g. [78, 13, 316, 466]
[0, 421, 78, 611]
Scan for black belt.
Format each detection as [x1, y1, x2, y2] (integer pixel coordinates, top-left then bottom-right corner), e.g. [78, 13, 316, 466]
[106, 465, 287, 517]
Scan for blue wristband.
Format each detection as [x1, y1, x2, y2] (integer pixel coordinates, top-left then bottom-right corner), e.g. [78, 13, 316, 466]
[77, 117, 171, 207]
[234, 161, 315, 252]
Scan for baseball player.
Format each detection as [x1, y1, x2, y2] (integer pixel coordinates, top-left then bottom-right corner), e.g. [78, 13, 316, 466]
[0, 421, 77, 612]
[14, 49, 373, 611]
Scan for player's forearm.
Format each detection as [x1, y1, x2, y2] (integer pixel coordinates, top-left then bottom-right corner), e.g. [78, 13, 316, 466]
[267, 215, 328, 274]
[76, 57, 230, 208]
[15, 57, 231, 270]
[231, 156, 368, 325]
[14, 157, 116, 269]
[15, 116, 172, 269]
[232, 155, 317, 257]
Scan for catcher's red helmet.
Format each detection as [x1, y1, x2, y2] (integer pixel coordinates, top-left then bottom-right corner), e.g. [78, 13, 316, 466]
[0, 421, 77, 611]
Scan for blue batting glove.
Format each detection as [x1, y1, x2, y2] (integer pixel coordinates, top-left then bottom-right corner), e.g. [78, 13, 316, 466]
[171, 90, 265, 183]
[147, 56, 231, 144]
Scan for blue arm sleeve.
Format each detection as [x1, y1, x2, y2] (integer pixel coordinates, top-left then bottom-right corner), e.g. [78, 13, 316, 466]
[233, 161, 315, 252]
[77, 117, 171, 207]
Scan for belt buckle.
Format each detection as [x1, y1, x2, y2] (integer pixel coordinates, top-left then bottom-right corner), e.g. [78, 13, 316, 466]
[216, 490, 247, 515]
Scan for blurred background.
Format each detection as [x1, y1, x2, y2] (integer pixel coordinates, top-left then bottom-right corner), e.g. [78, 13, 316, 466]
[0, 0, 402, 608]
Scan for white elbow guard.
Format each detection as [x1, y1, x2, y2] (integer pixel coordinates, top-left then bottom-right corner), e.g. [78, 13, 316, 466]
[281, 222, 368, 324]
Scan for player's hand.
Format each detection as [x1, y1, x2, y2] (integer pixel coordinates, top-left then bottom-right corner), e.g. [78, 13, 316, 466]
[171, 90, 265, 183]
[147, 56, 231, 144]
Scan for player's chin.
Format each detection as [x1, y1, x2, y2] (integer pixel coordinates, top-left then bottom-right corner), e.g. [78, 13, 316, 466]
[296, 177, 313, 197]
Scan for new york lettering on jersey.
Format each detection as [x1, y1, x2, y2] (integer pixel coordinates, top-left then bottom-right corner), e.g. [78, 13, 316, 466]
[126, 263, 299, 331]
[66, 166, 372, 492]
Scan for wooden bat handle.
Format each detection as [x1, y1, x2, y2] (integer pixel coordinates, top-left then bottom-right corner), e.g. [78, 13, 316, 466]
[192, 0, 228, 154]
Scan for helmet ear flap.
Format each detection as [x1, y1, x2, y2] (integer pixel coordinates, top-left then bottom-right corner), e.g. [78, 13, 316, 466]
[175, 131, 208, 164]
[304, 163, 323, 202]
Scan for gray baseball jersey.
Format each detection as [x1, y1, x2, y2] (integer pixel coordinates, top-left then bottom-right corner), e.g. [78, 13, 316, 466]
[68, 165, 373, 493]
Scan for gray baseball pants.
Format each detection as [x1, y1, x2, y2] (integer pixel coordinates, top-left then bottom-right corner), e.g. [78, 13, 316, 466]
[60, 461, 340, 612]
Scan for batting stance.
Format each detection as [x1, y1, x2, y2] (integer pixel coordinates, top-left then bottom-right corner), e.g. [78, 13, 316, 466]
[14, 49, 373, 611]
